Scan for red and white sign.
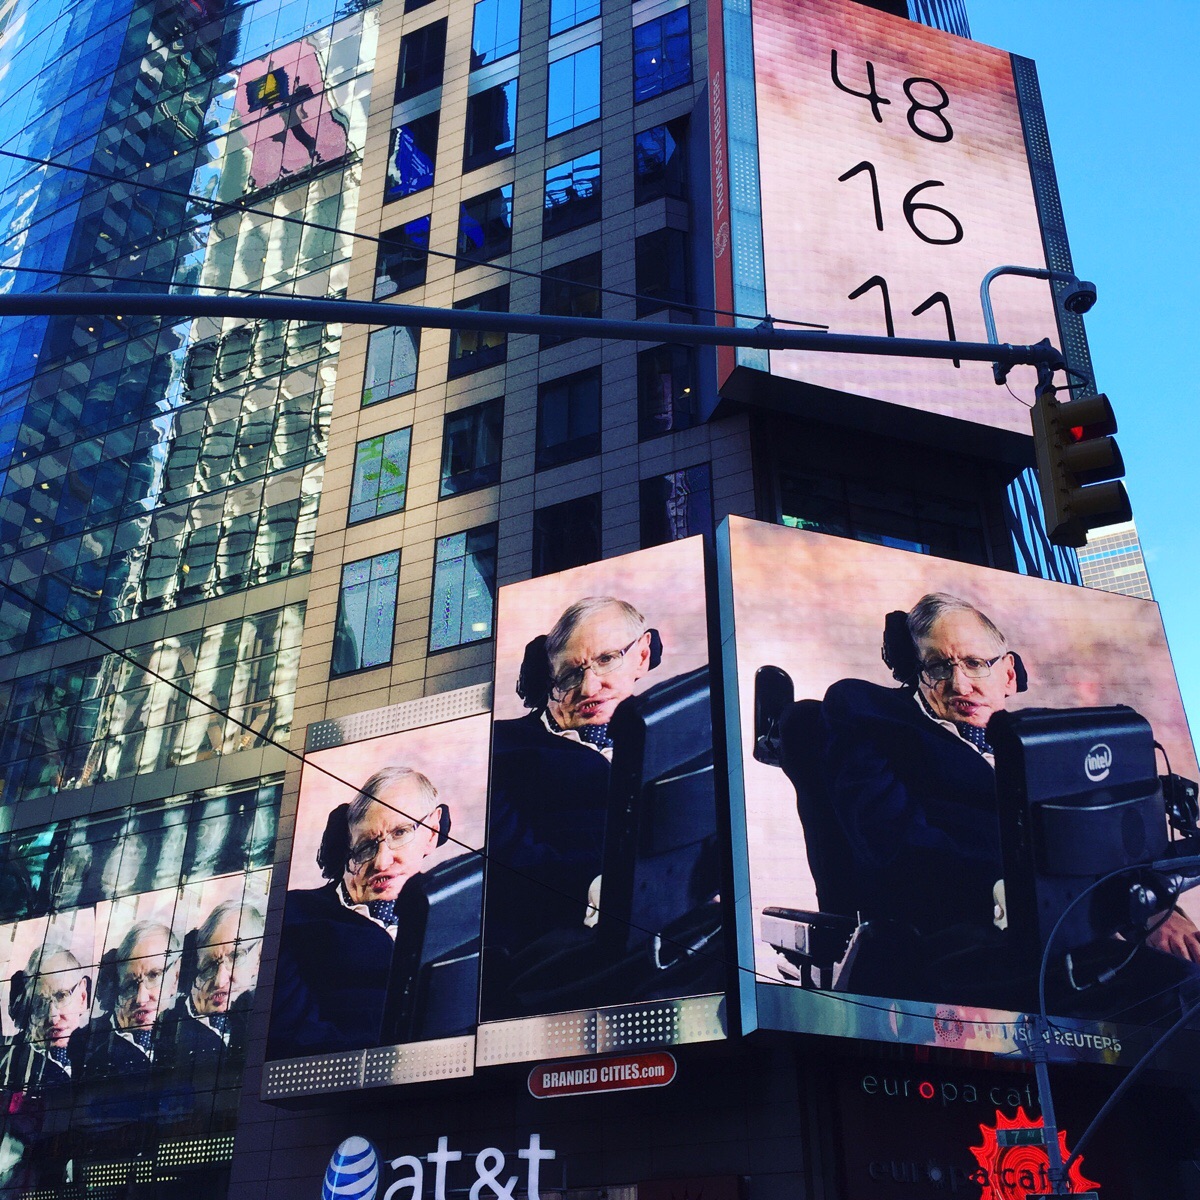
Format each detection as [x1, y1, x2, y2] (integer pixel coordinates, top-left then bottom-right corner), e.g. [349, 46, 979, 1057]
[527, 1052, 677, 1099]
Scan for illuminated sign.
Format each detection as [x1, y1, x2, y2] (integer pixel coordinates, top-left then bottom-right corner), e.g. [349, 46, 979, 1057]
[970, 1109, 1099, 1199]
[230, 36, 350, 194]
[320, 1135, 557, 1200]
[711, 0, 1061, 435]
[527, 1052, 677, 1098]
[265, 538, 727, 1097]
[718, 515, 1199, 1063]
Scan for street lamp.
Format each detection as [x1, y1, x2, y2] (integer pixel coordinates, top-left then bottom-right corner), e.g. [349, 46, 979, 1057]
[979, 264, 1096, 385]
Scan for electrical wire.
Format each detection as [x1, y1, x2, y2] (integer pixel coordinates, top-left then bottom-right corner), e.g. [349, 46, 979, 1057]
[0, 146, 829, 331]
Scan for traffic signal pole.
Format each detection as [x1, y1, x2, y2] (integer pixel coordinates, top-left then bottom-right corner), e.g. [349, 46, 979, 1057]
[0, 290, 1066, 372]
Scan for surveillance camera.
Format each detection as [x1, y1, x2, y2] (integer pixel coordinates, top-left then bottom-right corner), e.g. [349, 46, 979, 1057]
[1062, 279, 1097, 315]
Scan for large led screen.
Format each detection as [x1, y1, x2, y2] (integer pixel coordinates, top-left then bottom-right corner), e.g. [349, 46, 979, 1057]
[712, 0, 1059, 434]
[263, 538, 728, 1094]
[266, 713, 489, 1066]
[478, 536, 727, 1059]
[0, 781, 277, 1191]
[719, 516, 1200, 1064]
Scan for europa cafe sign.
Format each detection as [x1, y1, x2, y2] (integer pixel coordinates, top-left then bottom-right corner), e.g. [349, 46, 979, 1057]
[970, 1109, 1099, 1200]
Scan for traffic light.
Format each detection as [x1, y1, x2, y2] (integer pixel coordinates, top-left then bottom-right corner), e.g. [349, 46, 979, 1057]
[1030, 388, 1131, 548]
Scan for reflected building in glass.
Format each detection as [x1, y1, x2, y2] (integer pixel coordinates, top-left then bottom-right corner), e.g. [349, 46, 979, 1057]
[0, 0, 377, 1190]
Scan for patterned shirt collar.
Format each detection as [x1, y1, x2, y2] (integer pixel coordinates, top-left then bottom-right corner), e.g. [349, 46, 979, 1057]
[186, 993, 230, 1042]
[913, 689, 995, 763]
[337, 880, 399, 939]
[539, 710, 614, 759]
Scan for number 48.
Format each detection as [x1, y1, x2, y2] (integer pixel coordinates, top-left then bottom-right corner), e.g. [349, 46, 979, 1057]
[831, 49, 954, 144]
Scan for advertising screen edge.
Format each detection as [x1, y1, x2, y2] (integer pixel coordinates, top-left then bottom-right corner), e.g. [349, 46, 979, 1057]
[715, 517, 761, 1036]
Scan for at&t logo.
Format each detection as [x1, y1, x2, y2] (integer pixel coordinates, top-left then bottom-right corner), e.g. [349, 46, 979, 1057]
[324, 1138, 380, 1200]
[323, 1134, 556, 1200]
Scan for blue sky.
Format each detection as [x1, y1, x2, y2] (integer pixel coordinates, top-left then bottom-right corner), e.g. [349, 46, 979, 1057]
[969, 1, 1200, 737]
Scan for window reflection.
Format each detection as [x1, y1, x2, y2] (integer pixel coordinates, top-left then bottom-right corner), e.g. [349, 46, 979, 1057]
[0, 607, 304, 806]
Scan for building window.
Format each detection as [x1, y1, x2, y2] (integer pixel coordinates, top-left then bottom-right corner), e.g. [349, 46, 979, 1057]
[550, 0, 599, 35]
[471, 0, 520, 68]
[638, 343, 697, 438]
[386, 113, 438, 200]
[332, 550, 400, 675]
[635, 227, 688, 315]
[430, 525, 497, 651]
[547, 45, 600, 138]
[458, 185, 514, 268]
[363, 326, 420, 405]
[640, 463, 713, 548]
[449, 285, 508, 377]
[635, 119, 687, 204]
[395, 19, 447, 101]
[350, 428, 412, 524]
[543, 150, 600, 238]
[540, 253, 601, 349]
[440, 398, 504, 497]
[464, 80, 518, 171]
[537, 367, 600, 470]
[779, 472, 989, 565]
[375, 216, 431, 298]
[633, 8, 691, 102]
[533, 494, 601, 576]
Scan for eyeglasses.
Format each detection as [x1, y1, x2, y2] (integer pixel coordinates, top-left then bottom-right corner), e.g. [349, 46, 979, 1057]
[117, 963, 174, 1000]
[196, 940, 262, 983]
[348, 812, 436, 870]
[548, 634, 644, 700]
[919, 653, 1007, 685]
[28, 978, 85, 1018]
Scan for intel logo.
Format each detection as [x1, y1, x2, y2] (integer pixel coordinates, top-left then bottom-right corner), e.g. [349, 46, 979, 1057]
[1085, 743, 1113, 783]
[323, 1137, 379, 1200]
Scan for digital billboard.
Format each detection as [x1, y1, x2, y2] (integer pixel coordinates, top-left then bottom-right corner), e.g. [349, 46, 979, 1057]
[266, 712, 489, 1071]
[718, 516, 1200, 1064]
[710, 0, 1061, 436]
[0, 781, 278, 1191]
[263, 538, 727, 1097]
[477, 536, 726, 1063]
[224, 34, 351, 197]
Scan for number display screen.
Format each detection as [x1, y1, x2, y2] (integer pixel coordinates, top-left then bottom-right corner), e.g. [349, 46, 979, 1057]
[714, 0, 1060, 435]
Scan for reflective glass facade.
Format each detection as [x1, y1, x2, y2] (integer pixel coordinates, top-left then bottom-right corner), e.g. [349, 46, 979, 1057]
[0, 0, 379, 1188]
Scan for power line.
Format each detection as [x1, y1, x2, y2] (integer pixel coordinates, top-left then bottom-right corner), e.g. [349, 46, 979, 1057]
[0, 146, 829, 331]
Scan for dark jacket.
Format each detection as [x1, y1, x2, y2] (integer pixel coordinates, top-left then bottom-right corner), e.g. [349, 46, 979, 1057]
[1, 1041, 71, 1092]
[818, 678, 1003, 936]
[267, 882, 395, 1060]
[68, 1016, 156, 1082]
[483, 714, 611, 953]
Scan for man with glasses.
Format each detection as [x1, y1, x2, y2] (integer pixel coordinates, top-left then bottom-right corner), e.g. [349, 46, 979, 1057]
[268, 768, 447, 1059]
[819, 592, 1023, 948]
[815, 591, 1200, 1004]
[160, 901, 264, 1076]
[3, 946, 92, 1090]
[482, 597, 656, 1018]
[71, 921, 180, 1078]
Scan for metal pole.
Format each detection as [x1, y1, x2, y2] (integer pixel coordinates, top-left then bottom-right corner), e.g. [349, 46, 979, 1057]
[1028, 1015, 1068, 1194]
[979, 265, 1082, 384]
[0, 291, 1066, 371]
